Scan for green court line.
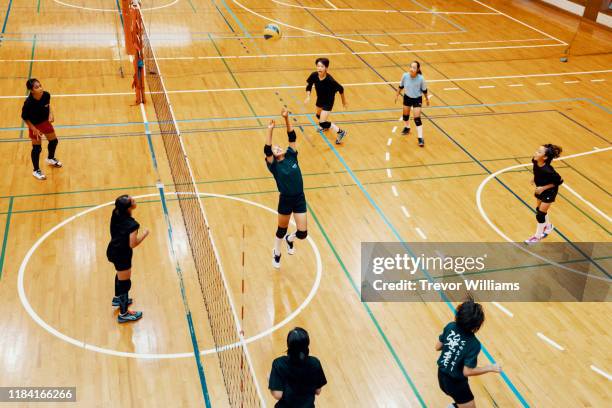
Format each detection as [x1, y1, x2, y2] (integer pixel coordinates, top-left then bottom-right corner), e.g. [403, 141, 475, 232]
[187, 0, 197, 13]
[37, 0, 40, 13]
[557, 192, 611, 235]
[563, 162, 611, 198]
[0, 197, 14, 279]
[307, 202, 427, 407]
[208, 33, 262, 126]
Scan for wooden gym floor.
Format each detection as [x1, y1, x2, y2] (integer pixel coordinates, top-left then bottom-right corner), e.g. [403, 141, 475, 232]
[0, 0, 610, 406]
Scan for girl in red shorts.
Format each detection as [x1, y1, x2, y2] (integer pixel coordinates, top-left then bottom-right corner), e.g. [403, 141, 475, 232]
[21, 78, 62, 180]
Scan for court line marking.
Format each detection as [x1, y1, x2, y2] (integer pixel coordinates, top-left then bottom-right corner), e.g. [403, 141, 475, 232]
[392, 126, 397, 133]
[401, 206, 410, 218]
[492, 302, 514, 317]
[444, 87, 459, 91]
[562, 183, 611, 223]
[536, 82, 551, 85]
[391, 185, 399, 196]
[536, 332, 565, 351]
[323, 0, 337, 9]
[270, 0, 498, 14]
[564, 80, 580, 84]
[415, 227, 427, 239]
[479, 85, 495, 88]
[590, 79, 605, 82]
[52, 0, 180, 12]
[386, 152, 390, 161]
[590, 365, 612, 381]
[448, 38, 549, 45]
[508, 84, 524, 87]
[470, 0, 568, 45]
[17, 192, 323, 359]
[387, 137, 392, 146]
[476, 147, 612, 282]
[1, 70, 609, 99]
[387, 168, 392, 178]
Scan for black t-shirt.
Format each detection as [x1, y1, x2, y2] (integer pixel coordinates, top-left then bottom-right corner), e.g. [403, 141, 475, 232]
[437, 322, 481, 379]
[532, 159, 563, 188]
[268, 356, 327, 408]
[306, 72, 344, 106]
[266, 147, 304, 196]
[21, 91, 51, 125]
[107, 213, 140, 258]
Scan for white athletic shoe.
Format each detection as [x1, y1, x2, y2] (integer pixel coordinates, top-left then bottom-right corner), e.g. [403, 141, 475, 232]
[285, 235, 295, 255]
[272, 249, 281, 269]
[335, 129, 347, 144]
[524, 235, 541, 245]
[33, 169, 46, 180]
[542, 223, 554, 237]
[46, 158, 62, 167]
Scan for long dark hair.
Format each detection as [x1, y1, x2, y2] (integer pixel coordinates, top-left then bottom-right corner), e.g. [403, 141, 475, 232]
[543, 144, 562, 164]
[455, 296, 484, 333]
[26, 78, 40, 91]
[113, 195, 132, 217]
[287, 327, 310, 363]
[411, 60, 422, 75]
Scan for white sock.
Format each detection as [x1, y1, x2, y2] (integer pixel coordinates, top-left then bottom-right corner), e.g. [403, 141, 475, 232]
[274, 237, 282, 255]
[545, 213, 550, 225]
[287, 232, 296, 243]
[331, 123, 339, 133]
[417, 125, 423, 139]
[535, 222, 545, 238]
[404, 121, 411, 128]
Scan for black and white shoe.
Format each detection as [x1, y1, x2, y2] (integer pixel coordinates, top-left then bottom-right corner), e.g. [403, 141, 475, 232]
[418, 137, 424, 147]
[32, 169, 46, 180]
[335, 129, 347, 144]
[272, 249, 281, 269]
[401, 127, 410, 135]
[46, 158, 62, 167]
[285, 235, 295, 255]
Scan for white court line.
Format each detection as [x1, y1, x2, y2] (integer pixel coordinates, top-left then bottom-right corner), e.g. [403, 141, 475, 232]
[425, 42, 438, 45]
[508, 84, 524, 87]
[479, 85, 495, 89]
[537, 332, 565, 351]
[590, 365, 612, 381]
[444, 87, 460, 91]
[53, 0, 179, 12]
[324, 0, 337, 9]
[470, 0, 568, 45]
[492, 302, 514, 317]
[401, 206, 410, 218]
[563, 183, 612, 223]
[2, 70, 610, 99]
[415, 228, 427, 239]
[387, 138, 393, 146]
[392, 126, 397, 133]
[448, 38, 549, 45]
[270, 0, 498, 14]
[387, 169, 392, 178]
[536, 82, 551, 85]
[564, 80, 580, 84]
[391, 185, 399, 197]
[591, 79, 605, 82]
[385, 152, 390, 161]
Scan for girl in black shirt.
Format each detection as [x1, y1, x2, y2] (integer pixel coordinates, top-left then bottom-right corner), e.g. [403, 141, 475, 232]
[265, 108, 308, 269]
[21, 78, 62, 180]
[525, 144, 563, 244]
[106, 195, 149, 322]
[304, 58, 348, 144]
[269, 327, 327, 408]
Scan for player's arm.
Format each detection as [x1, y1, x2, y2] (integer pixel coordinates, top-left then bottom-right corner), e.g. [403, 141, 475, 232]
[129, 228, 149, 248]
[435, 341, 443, 351]
[48, 103, 54, 123]
[396, 75, 404, 103]
[422, 80, 429, 106]
[270, 390, 283, 400]
[463, 364, 501, 377]
[265, 120, 275, 164]
[281, 108, 297, 150]
[304, 73, 314, 104]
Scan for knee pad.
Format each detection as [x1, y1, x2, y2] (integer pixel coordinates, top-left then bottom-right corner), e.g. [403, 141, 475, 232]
[414, 117, 422, 126]
[402, 114, 409, 121]
[276, 226, 288, 239]
[48, 138, 58, 147]
[296, 230, 307, 240]
[316, 113, 320, 119]
[536, 209, 547, 223]
[32, 145, 42, 154]
[319, 121, 331, 130]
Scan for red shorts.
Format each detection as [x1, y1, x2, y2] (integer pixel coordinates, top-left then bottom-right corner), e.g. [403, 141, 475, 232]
[28, 121, 55, 140]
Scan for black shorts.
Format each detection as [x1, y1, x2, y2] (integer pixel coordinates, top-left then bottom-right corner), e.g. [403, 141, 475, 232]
[535, 187, 558, 203]
[403, 95, 422, 108]
[438, 369, 474, 404]
[107, 246, 133, 271]
[278, 193, 307, 215]
[316, 100, 334, 112]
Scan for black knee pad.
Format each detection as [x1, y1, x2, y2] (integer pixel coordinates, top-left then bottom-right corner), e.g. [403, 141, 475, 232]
[414, 117, 422, 126]
[536, 209, 547, 223]
[32, 145, 42, 154]
[319, 121, 331, 130]
[316, 113, 320, 119]
[296, 230, 307, 240]
[276, 226, 288, 239]
[402, 114, 409, 121]
[48, 139, 58, 147]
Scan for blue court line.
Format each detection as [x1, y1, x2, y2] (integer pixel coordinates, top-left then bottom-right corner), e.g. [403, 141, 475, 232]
[218, 0, 251, 38]
[141, 111, 211, 407]
[0, 196, 14, 279]
[1, 98, 609, 134]
[304, 115, 530, 406]
[115, 0, 124, 27]
[428, 118, 611, 279]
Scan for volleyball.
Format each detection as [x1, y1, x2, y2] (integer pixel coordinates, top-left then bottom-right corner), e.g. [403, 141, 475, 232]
[263, 23, 282, 40]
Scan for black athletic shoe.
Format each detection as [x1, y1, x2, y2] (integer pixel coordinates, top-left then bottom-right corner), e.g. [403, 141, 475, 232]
[285, 235, 295, 255]
[418, 137, 424, 147]
[401, 127, 410, 135]
[272, 249, 281, 269]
